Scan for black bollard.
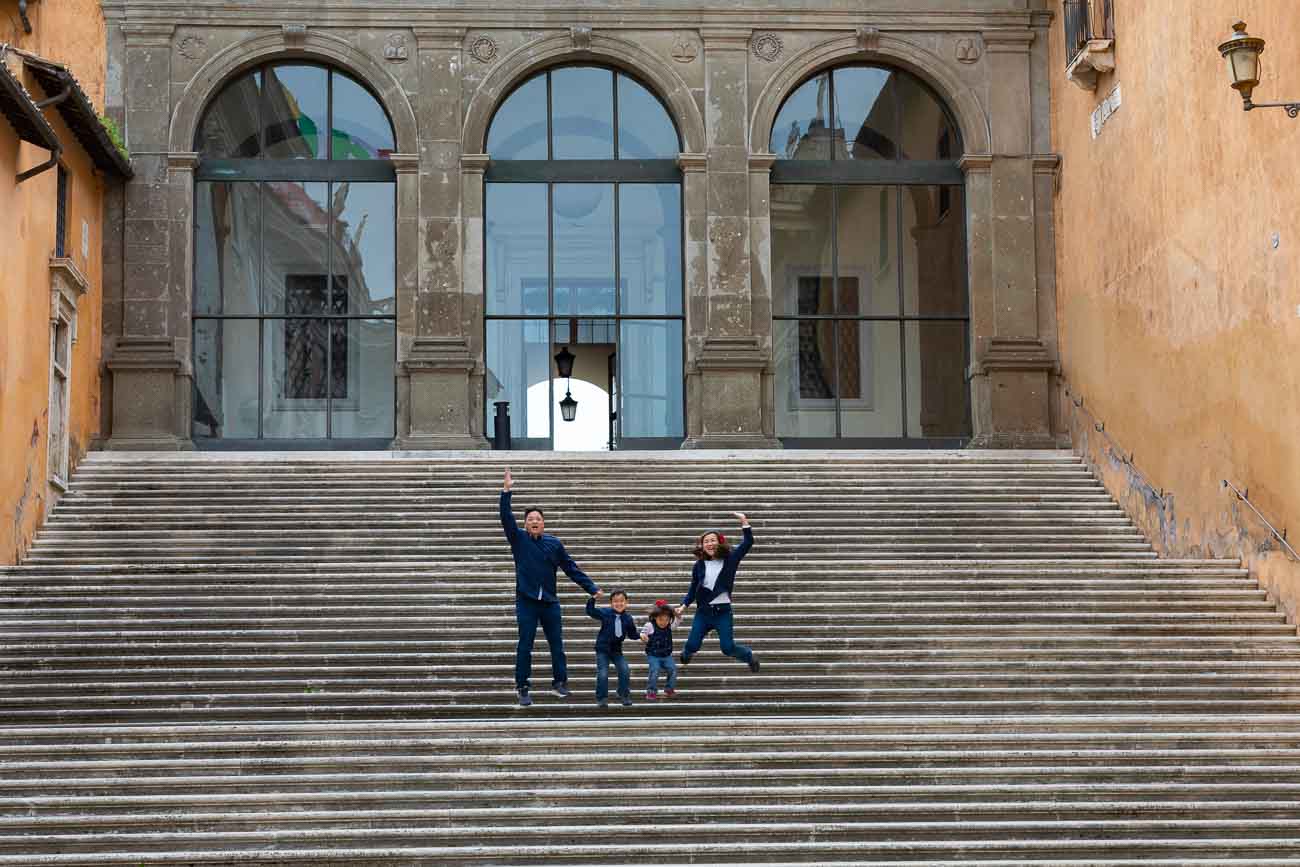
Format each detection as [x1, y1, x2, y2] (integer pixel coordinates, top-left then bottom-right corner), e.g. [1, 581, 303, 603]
[492, 401, 512, 450]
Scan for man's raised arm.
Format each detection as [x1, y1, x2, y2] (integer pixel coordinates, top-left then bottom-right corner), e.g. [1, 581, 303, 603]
[499, 468, 518, 543]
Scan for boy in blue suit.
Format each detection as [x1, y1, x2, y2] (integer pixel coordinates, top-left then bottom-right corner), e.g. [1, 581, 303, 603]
[586, 589, 637, 708]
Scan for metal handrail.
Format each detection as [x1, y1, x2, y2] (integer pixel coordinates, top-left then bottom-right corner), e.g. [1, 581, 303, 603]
[1062, 385, 1167, 501]
[1222, 480, 1299, 562]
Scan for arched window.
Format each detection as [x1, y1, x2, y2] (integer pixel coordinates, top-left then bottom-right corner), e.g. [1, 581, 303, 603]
[484, 67, 684, 450]
[191, 64, 397, 444]
[769, 65, 970, 444]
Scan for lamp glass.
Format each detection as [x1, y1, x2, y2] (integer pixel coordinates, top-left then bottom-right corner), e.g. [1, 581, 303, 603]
[1229, 47, 1261, 91]
[559, 388, 578, 422]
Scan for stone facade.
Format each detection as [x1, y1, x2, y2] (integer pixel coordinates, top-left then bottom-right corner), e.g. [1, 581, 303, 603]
[100, 0, 1061, 450]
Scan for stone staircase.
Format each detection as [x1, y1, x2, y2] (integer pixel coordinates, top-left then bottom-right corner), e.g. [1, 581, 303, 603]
[3, 449, 1300, 864]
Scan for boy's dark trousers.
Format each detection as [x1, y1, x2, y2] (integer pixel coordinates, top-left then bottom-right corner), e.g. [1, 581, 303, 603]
[595, 650, 631, 701]
[681, 603, 753, 664]
[515, 595, 567, 692]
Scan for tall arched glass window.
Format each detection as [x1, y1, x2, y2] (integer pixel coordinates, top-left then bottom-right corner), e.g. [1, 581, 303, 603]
[769, 65, 970, 445]
[484, 66, 683, 450]
[191, 63, 397, 444]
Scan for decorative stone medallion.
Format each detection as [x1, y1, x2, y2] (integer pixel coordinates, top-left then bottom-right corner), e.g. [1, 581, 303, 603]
[177, 34, 206, 61]
[671, 37, 699, 64]
[751, 32, 783, 63]
[955, 37, 983, 64]
[469, 36, 498, 63]
[384, 34, 409, 63]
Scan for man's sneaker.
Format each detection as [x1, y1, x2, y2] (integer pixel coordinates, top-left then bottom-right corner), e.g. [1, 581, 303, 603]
[620, 694, 633, 707]
[747, 657, 761, 673]
[664, 688, 676, 698]
[552, 683, 571, 698]
[596, 699, 608, 709]
[517, 690, 532, 707]
[645, 691, 658, 700]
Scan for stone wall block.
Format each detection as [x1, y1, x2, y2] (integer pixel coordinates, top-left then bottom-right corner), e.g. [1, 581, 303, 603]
[707, 170, 749, 217]
[123, 263, 170, 301]
[122, 301, 168, 338]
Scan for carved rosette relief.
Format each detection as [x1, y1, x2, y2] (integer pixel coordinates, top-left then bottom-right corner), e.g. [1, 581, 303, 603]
[751, 32, 783, 62]
[177, 35, 206, 61]
[469, 36, 498, 63]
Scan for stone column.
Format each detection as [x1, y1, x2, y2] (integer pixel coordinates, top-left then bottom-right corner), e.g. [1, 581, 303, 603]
[682, 28, 779, 449]
[964, 29, 1058, 448]
[396, 28, 484, 450]
[106, 23, 190, 450]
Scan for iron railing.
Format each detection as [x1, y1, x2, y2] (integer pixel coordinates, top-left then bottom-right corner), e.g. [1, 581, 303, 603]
[1064, 0, 1115, 67]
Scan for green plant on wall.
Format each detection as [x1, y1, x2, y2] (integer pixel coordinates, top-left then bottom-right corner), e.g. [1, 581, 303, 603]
[98, 114, 129, 159]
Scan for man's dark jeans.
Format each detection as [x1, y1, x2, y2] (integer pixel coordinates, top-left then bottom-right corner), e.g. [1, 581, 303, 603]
[515, 594, 567, 692]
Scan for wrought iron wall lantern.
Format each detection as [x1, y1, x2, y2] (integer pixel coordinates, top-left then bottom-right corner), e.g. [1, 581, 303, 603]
[1219, 20, 1300, 117]
[554, 346, 578, 422]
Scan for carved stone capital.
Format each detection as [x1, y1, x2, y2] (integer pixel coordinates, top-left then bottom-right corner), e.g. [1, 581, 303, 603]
[461, 153, 491, 174]
[748, 153, 777, 173]
[970, 337, 1058, 377]
[959, 154, 994, 175]
[677, 153, 708, 173]
[388, 153, 420, 175]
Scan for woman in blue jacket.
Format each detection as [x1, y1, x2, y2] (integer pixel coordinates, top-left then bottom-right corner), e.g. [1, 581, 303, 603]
[675, 512, 760, 672]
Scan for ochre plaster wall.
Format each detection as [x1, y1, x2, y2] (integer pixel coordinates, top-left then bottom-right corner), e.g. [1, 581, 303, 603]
[1050, 3, 1300, 620]
[0, 0, 108, 564]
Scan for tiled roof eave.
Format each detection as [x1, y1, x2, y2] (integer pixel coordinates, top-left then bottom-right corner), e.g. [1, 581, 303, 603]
[24, 57, 133, 179]
[0, 57, 60, 152]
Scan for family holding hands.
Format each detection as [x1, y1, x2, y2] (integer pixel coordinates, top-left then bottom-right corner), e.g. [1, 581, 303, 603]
[500, 468, 759, 707]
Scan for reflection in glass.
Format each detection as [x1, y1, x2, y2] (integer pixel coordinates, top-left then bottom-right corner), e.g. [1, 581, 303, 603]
[486, 319, 552, 441]
[906, 321, 970, 438]
[192, 319, 259, 439]
[552, 67, 615, 160]
[897, 74, 954, 161]
[620, 320, 683, 438]
[902, 185, 968, 317]
[770, 73, 830, 160]
[330, 319, 395, 438]
[775, 319, 835, 438]
[194, 182, 261, 316]
[262, 65, 327, 159]
[770, 184, 834, 316]
[618, 184, 681, 316]
[553, 184, 615, 316]
[196, 71, 261, 158]
[617, 76, 679, 158]
[332, 74, 395, 159]
[839, 322, 903, 438]
[834, 67, 897, 160]
[486, 74, 548, 160]
[262, 181, 330, 314]
[263, 318, 328, 438]
[834, 185, 899, 316]
[486, 183, 549, 315]
[332, 183, 396, 315]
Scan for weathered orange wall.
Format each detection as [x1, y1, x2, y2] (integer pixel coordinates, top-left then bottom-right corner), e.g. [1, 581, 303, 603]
[1050, 3, 1300, 620]
[0, 0, 108, 564]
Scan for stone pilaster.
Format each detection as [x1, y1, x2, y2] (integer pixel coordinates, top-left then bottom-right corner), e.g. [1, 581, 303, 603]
[394, 28, 484, 450]
[682, 28, 779, 449]
[107, 23, 191, 450]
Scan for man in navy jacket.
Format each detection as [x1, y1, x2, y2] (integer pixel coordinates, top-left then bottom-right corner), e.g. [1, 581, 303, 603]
[501, 468, 601, 706]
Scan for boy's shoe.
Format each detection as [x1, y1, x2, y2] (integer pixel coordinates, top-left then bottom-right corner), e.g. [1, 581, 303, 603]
[664, 689, 676, 698]
[645, 691, 658, 700]
[620, 694, 633, 707]
[596, 699, 608, 709]
[517, 690, 532, 707]
[552, 683, 571, 698]
[747, 657, 761, 673]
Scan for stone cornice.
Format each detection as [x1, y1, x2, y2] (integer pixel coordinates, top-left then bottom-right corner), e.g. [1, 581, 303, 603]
[748, 153, 777, 172]
[700, 28, 752, 50]
[121, 23, 175, 46]
[166, 152, 201, 172]
[413, 27, 467, 50]
[461, 153, 490, 174]
[388, 153, 420, 174]
[677, 153, 708, 173]
[958, 154, 993, 175]
[981, 29, 1036, 52]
